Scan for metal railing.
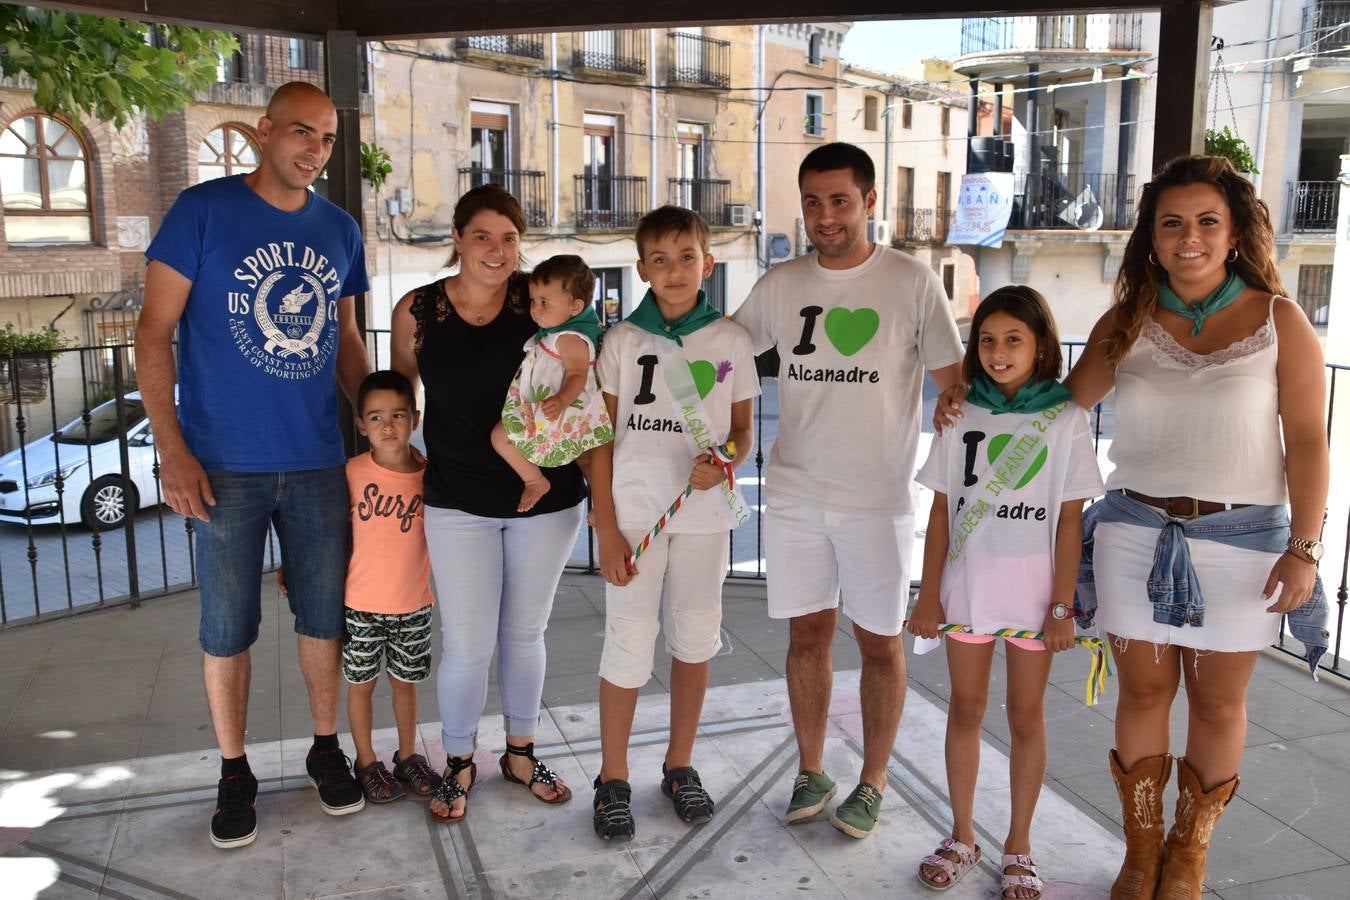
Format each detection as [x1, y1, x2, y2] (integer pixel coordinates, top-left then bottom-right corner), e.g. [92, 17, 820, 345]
[1286, 181, 1340, 233]
[454, 34, 546, 61]
[459, 167, 548, 228]
[960, 14, 1145, 55]
[574, 173, 647, 229]
[667, 32, 731, 88]
[3, 337, 1348, 685]
[1302, 1, 1350, 52]
[573, 30, 647, 76]
[893, 207, 954, 243]
[1012, 171, 1136, 230]
[668, 177, 732, 226]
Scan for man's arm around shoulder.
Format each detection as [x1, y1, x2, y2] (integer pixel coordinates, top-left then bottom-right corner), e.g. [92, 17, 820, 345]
[136, 261, 215, 521]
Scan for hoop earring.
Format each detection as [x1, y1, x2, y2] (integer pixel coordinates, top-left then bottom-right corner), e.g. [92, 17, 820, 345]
[1226, 248, 1239, 263]
[1148, 251, 1159, 267]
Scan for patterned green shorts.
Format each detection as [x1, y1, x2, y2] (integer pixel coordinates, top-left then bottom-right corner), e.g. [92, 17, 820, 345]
[342, 605, 434, 684]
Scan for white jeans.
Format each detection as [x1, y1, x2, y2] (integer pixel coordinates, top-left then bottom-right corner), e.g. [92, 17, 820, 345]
[425, 502, 584, 755]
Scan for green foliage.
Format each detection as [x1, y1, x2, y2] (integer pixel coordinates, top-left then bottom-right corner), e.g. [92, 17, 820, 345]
[0, 321, 70, 356]
[1205, 127, 1260, 174]
[361, 141, 392, 193]
[0, 5, 237, 128]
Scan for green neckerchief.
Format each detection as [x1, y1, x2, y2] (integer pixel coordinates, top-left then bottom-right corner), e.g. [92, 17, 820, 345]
[626, 289, 722, 346]
[1156, 270, 1246, 337]
[536, 306, 603, 345]
[966, 373, 1073, 415]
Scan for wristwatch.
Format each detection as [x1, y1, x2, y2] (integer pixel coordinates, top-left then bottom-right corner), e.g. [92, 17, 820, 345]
[1287, 536, 1325, 562]
[1049, 602, 1072, 620]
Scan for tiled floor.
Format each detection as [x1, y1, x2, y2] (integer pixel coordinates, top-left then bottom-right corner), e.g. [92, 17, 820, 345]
[1, 574, 1347, 898]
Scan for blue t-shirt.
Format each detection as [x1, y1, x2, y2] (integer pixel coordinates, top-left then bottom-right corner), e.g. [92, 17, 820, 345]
[145, 176, 369, 472]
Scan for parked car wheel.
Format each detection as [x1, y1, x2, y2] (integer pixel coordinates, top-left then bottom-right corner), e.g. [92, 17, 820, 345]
[81, 475, 137, 530]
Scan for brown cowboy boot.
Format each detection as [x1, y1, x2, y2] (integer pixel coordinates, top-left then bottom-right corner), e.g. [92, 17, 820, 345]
[1108, 749, 1172, 900]
[1156, 757, 1239, 900]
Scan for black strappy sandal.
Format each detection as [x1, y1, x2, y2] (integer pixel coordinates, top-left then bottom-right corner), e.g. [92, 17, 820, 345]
[428, 755, 477, 823]
[661, 763, 715, 824]
[593, 775, 636, 841]
[499, 741, 572, 804]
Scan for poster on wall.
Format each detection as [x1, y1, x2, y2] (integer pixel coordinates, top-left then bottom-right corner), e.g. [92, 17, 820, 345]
[947, 173, 1014, 249]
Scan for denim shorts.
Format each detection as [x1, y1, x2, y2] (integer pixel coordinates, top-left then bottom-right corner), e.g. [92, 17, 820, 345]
[197, 466, 350, 657]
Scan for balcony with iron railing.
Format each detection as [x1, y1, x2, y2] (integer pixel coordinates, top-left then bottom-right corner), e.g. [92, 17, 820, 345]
[892, 207, 954, 243]
[574, 174, 647, 229]
[1010, 170, 1136, 230]
[454, 34, 546, 62]
[1301, 1, 1350, 53]
[959, 14, 1145, 59]
[1286, 181, 1341, 233]
[668, 178, 732, 226]
[458, 168, 549, 228]
[572, 30, 648, 77]
[667, 32, 731, 88]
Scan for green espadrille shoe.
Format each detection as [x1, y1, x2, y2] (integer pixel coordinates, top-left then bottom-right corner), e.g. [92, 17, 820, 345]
[830, 782, 883, 839]
[785, 769, 837, 824]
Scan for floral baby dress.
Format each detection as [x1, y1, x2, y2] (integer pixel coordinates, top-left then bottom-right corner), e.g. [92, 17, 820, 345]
[501, 330, 613, 467]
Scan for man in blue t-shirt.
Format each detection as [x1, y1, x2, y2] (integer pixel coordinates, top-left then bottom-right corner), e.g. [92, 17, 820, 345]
[137, 82, 371, 849]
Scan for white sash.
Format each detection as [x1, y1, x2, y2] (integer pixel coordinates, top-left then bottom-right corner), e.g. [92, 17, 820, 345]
[644, 332, 750, 528]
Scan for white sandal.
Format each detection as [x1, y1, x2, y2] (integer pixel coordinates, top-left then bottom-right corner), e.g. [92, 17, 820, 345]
[917, 837, 981, 891]
[1000, 852, 1043, 899]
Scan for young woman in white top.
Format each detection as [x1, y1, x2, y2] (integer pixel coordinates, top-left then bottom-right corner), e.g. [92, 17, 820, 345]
[942, 156, 1328, 899]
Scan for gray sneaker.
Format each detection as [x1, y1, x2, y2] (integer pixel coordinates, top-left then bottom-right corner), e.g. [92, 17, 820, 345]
[785, 769, 837, 823]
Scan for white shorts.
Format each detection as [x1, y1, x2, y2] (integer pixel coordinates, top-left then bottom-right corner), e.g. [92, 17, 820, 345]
[764, 496, 915, 637]
[599, 529, 729, 689]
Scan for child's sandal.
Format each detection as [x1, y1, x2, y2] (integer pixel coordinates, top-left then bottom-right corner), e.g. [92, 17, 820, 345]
[393, 751, 441, 798]
[917, 838, 981, 891]
[428, 755, 477, 823]
[499, 741, 572, 804]
[592, 776, 636, 841]
[660, 763, 715, 824]
[1001, 853, 1044, 899]
[355, 760, 405, 803]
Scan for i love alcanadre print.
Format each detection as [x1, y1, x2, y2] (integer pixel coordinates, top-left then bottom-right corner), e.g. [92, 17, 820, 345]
[787, 305, 883, 384]
[227, 241, 345, 381]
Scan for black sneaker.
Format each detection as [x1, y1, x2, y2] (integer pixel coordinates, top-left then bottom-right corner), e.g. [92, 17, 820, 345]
[210, 770, 259, 849]
[305, 745, 365, 816]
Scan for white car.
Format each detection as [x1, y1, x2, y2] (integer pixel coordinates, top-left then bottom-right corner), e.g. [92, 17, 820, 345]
[0, 392, 162, 529]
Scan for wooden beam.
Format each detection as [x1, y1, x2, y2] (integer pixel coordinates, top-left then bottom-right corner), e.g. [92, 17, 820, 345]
[27, 1, 338, 36]
[1152, 1, 1212, 174]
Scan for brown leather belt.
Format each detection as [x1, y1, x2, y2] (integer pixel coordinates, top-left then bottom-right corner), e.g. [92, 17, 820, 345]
[1121, 489, 1253, 520]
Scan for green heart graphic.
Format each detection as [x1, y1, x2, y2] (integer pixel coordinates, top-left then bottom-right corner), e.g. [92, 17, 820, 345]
[824, 307, 880, 357]
[689, 360, 716, 399]
[986, 434, 1048, 489]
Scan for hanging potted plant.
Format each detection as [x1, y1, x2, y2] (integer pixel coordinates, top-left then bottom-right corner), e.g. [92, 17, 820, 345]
[0, 323, 70, 404]
[360, 140, 392, 207]
[1205, 127, 1259, 175]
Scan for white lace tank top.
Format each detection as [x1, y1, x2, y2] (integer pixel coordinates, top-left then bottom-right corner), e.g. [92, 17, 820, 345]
[1105, 297, 1288, 505]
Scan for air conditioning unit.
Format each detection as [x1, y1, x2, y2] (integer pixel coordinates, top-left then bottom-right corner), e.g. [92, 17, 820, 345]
[725, 203, 751, 227]
[868, 219, 892, 244]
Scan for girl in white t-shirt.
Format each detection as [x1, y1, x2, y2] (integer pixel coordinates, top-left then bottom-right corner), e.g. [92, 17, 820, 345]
[491, 255, 614, 512]
[907, 286, 1104, 899]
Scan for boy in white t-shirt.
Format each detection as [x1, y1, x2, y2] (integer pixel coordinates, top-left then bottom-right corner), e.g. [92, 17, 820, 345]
[588, 206, 759, 842]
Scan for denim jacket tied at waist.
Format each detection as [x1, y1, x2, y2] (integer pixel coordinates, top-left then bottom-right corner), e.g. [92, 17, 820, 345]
[1075, 489, 1329, 677]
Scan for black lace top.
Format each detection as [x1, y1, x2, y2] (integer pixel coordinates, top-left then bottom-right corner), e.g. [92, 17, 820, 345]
[410, 274, 586, 517]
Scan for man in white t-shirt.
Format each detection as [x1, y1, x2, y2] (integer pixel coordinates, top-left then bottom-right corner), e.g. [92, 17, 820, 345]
[733, 142, 964, 838]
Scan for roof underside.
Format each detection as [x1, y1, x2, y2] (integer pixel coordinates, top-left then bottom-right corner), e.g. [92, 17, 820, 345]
[34, 1, 1175, 39]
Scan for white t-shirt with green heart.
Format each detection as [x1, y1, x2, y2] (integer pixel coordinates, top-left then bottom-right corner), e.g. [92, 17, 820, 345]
[598, 317, 761, 533]
[734, 245, 964, 515]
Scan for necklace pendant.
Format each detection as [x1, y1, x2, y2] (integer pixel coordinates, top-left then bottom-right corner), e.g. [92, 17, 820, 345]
[476, 313, 485, 325]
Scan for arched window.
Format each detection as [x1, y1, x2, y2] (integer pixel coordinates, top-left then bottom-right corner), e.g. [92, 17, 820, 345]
[0, 112, 93, 244]
[196, 124, 259, 184]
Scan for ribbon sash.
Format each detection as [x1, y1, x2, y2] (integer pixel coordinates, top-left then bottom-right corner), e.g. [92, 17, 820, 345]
[644, 332, 750, 528]
[945, 401, 1070, 567]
